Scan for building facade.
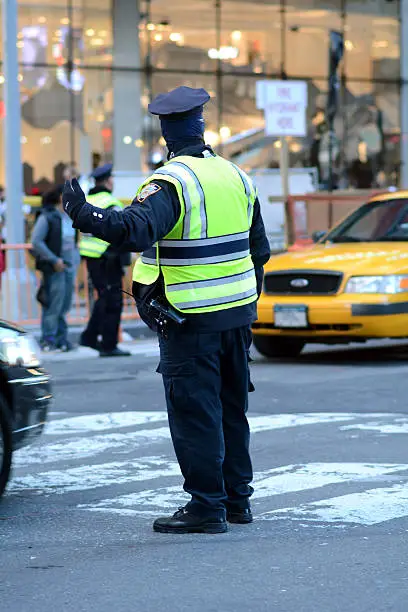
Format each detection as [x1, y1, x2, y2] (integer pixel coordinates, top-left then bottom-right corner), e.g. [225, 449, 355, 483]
[0, 0, 402, 192]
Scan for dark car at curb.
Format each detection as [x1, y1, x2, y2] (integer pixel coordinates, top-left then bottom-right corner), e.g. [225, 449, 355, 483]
[0, 318, 51, 497]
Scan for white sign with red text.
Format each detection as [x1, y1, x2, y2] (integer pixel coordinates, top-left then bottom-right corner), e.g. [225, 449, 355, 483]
[256, 80, 307, 137]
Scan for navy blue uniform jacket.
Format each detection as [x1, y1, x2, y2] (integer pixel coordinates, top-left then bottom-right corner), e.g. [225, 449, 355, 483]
[70, 144, 271, 332]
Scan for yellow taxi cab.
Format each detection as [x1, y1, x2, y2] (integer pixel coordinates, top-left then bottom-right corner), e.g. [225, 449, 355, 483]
[253, 190, 408, 358]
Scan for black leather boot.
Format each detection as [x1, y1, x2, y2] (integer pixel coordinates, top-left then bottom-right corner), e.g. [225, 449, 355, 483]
[226, 503, 253, 524]
[99, 347, 131, 357]
[153, 507, 228, 534]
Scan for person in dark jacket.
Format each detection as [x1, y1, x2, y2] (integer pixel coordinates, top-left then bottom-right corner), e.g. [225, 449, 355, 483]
[63, 86, 271, 534]
[31, 186, 80, 351]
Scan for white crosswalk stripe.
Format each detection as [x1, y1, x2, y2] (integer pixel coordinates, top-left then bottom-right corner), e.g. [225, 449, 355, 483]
[45, 411, 168, 435]
[79, 462, 408, 517]
[16, 413, 373, 468]
[260, 483, 408, 526]
[10, 457, 180, 494]
[9, 411, 408, 527]
[13, 426, 172, 467]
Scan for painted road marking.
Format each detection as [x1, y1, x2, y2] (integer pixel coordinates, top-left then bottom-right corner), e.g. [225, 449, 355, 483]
[11, 461, 408, 504]
[8, 456, 180, 494]
[15, 413, 386, 467]
[247, 413, 391, 433]
[45, 411, 397, 436]
[78, 463, 408, 518]
[260, 482, 408, 526]
[252, 463, 408, 498]
[10, 411, 408, 527]
[45, 411, 168, 435]
[13, 426, 172, 467]
[341, 418, 408, 435]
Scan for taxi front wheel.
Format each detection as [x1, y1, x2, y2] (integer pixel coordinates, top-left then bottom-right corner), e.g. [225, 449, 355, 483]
[252, 335, 305, 359]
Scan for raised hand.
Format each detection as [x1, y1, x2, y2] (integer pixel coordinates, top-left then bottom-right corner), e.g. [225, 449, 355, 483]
[63, 178, 86, 218]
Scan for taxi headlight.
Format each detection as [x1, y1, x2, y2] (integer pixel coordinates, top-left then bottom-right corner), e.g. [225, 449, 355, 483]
[0, 331, 41, 367]
[344, 275, 408, 294]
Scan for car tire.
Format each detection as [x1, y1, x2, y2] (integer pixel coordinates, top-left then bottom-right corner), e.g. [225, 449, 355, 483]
[252, 335, 305, 359]
[0, 393, 13, 499]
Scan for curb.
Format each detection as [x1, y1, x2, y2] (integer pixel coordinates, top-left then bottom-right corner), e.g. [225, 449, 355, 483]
[39, 338, 160, 363]
[32, 320, 156, 344]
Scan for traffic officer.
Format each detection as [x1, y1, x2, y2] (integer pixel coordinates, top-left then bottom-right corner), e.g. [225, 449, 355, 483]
[79, 163, 131, 358]
[63, 86, 271, 534]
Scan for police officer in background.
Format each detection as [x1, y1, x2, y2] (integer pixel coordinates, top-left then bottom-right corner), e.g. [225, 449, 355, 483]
[63, 86, 271, 534]
[79, 164, 131, 358]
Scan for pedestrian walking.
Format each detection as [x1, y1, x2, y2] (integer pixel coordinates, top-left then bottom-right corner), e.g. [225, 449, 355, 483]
[63, 86, 271, 534]
[31, 185, 80, 351]
[78, 164, 131, 357]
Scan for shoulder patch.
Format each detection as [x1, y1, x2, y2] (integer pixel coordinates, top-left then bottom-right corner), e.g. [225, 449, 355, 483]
[137, 183, 162, 203]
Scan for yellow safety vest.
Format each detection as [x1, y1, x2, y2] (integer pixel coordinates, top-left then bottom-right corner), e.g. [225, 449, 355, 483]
[79, 192, 124, 259]
[132, 154, 257, 314]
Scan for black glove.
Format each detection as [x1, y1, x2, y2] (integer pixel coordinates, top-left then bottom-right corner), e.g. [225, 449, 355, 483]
[63, 178, 86, 219]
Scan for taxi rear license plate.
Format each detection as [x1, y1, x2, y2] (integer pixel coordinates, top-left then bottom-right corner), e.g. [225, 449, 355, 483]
[274, 305, 308, 328]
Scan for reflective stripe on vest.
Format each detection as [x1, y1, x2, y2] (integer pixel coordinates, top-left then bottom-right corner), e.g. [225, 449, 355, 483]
[166, 268, 256, 310]
[132, 155, 258, 314]
[230, 162, 257, 223]
[141, 232, 250, 266]
[154, 162, 206, 239]
[79, 193, 124, 259]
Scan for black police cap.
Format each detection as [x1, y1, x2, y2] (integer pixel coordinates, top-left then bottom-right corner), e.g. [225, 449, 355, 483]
[148, 86, 210, 117]
[91, 163, 113, 181]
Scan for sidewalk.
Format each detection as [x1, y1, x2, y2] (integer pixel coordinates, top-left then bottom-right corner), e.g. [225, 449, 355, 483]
[40, 338, 159, 362]
[34, 320, 158, 362]
[30, 319, 155, 345]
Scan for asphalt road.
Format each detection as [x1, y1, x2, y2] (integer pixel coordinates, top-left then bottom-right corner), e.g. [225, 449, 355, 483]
[2, 339, 408, 612]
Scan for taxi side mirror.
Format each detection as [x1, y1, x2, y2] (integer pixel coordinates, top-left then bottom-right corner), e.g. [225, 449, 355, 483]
[312, 230, 327, 243]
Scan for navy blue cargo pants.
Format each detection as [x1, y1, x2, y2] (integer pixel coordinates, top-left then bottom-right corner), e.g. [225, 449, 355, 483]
[157, 325, 255, 519]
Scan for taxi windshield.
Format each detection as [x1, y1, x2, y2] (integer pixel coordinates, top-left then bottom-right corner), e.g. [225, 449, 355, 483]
[325, 198, 408, 243]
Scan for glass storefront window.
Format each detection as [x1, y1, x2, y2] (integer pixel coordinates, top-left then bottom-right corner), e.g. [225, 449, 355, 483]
[79, 0, 112, 67]
[285, 1, 342, 79]
[83, 67, 113, 164]
[220, 1, 282, 75]
[18, 65, 76, 192]
[344, 81, 400, 189]
[141, 0, 217, 71]
[345, 0, 399, 81]
[0, 0, 403, 190]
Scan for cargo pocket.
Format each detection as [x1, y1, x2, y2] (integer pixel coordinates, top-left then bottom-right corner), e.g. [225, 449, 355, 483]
[156, 359, 196, 409]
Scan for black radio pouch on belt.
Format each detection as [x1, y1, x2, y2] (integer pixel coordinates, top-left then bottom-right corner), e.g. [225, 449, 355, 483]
[132, 280, 161, 332]
[132, 278, 186, 336]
